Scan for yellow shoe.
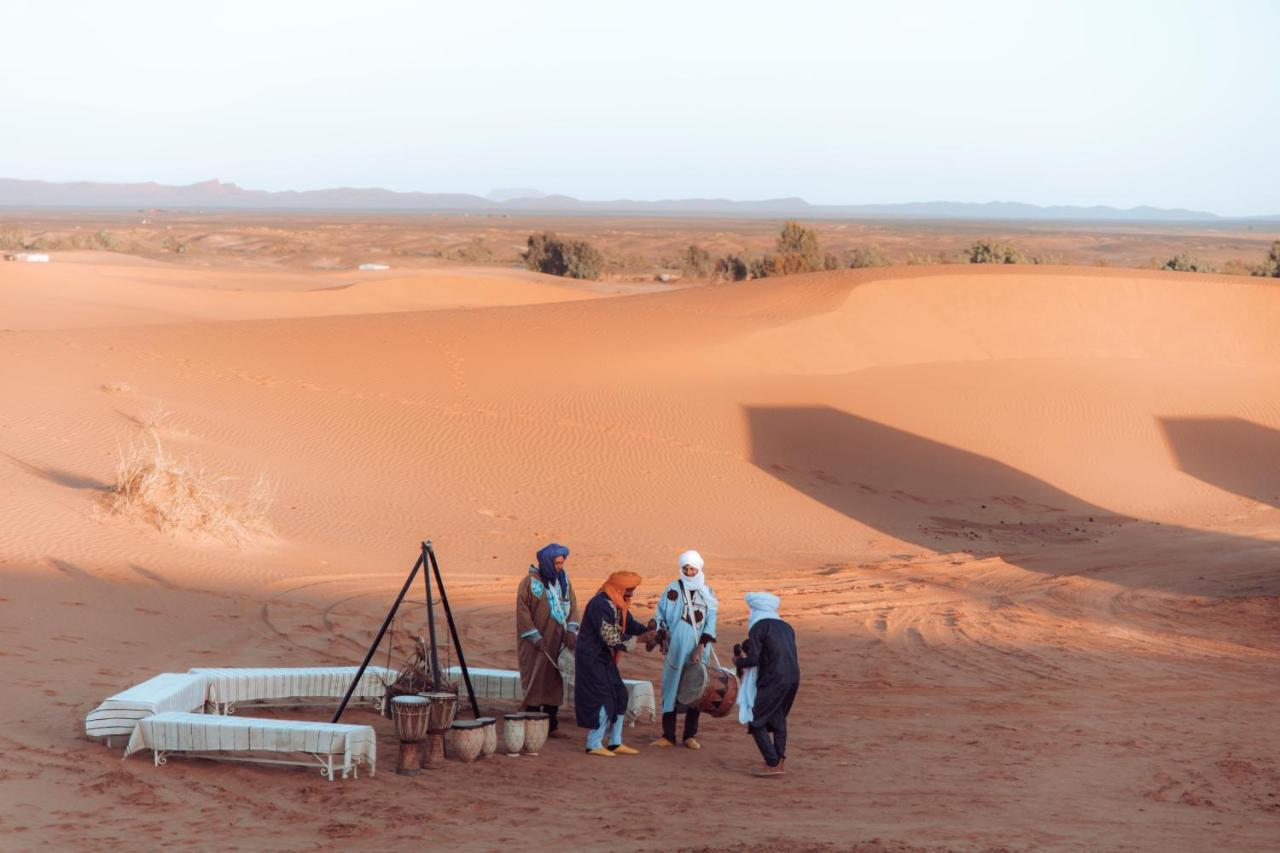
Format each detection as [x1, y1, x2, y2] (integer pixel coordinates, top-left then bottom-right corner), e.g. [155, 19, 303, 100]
[650, 737, 676, 748]
[586, 747, 616, 757]
[684, 738, 702, 750]
[610, 744, 640, 755]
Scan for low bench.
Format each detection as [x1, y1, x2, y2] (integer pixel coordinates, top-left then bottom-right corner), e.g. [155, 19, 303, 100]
[124, 712, 376, 781]
[445, 665, 656, 725]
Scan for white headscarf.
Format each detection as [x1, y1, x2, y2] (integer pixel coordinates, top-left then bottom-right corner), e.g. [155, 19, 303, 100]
[738, 591, 781, 725]
[677, 549, 717, 607]
[745, 591, 781, 628]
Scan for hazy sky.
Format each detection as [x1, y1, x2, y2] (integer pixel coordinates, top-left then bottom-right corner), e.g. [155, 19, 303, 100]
[2, 0, 1276, 214]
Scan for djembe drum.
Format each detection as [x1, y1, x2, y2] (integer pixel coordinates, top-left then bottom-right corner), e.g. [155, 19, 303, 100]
[501, 712, 527, 757]
[477, 717, 497, 758]
[447, 719, 486, 763]
[391, 695, 430, 776]
[520, 711, 549, 756]
[420, 691, 458, 769]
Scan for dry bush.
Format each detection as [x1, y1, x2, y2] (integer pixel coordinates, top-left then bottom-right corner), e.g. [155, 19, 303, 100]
[1258, 240, 1280, 277]
[847, 247, 890, 268]
[681, 244, 713, 278]
[966, 241, 1024, 264]
[522, 232, 605, 279]
[1222, 259, 1260, 277]
[106, 435, 274, 544]
[444, 238, 494, 263]
[1162, 253, 1213, 273]
[101, 381, 135, 394]
[135, 402, 172, 431]
[713, 254, 750, 281]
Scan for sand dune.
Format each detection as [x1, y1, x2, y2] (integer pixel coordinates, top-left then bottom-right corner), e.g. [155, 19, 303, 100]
[0, 257, 620, 329]
[1, 261, 1277, 850]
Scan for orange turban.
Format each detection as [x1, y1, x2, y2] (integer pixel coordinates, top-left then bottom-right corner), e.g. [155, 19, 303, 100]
[599, 570, 642, 632]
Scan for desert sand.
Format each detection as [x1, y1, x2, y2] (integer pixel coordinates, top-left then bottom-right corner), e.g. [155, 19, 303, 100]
[1, 254, 1277, 851]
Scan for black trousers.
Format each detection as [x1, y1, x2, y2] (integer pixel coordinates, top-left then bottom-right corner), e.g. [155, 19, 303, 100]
[749, 718, 787, 767]
[662, 709, 701, 742]
[523, 703, 560, 732]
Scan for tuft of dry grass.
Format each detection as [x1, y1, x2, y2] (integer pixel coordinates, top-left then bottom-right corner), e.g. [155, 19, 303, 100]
[106, 434, 274, 544]
[101, 381, 135, 394]
[134, 402, 172, 431]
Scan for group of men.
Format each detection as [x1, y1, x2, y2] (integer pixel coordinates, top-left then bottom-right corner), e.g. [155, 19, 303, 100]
[514, 543, 800, 777]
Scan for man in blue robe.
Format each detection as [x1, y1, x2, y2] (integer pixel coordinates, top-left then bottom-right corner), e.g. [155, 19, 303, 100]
[652, 549, 718, 749]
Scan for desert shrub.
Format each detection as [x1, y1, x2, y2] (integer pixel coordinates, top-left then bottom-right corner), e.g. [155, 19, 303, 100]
[445, 238, 494, 263]
[966, 241, 1024, 264]
[107, 434, 274, 544]
[713, 254, 750, 281]
[822, 253, 840, 271]
[777, 221, 821, 264]
[681, 244, 713, 278]
[1162, 253, 1212, 273]
[523, 232, 604, 280]
[94, 230, 117, 250]
[906, 252, 943, 265]
[1257, 241, 1280, 277]
[1222, 259, 1261, 277]
[847, 247, 889, 268]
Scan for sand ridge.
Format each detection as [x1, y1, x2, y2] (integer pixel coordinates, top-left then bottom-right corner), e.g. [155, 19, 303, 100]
[0, 258, 1277, 850]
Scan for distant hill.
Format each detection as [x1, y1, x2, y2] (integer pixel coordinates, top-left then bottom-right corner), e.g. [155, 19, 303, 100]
[1, 177, 1272, 221]
[486, 187, 548, 202]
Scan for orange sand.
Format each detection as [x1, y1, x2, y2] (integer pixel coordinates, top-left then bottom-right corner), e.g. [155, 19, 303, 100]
[1, 256, 1277, 851]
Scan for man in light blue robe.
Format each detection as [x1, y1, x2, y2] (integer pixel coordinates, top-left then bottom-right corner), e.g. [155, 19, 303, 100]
[651, 549, 718, 749]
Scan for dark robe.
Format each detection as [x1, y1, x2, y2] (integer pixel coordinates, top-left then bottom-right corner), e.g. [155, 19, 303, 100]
[573, 591, 647, 728]
[736, 618, 800, 731]
[515, 570, 580, 707]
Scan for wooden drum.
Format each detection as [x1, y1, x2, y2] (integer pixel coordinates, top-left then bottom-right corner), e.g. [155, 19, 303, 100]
[447, 720, 486, 763]
[520, 711, 549, 756]
[676, 662, 739, 718]
[420, 691, 458, 769]
[477, 717, 497, 758]
[391, 695, 429, 776]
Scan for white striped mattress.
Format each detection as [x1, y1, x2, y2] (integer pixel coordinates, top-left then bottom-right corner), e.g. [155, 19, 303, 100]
[190, 666, 396, 706]
[445, 665, 656, 724]
[125, 711, 376, 773]
[84, 673, 209, 738]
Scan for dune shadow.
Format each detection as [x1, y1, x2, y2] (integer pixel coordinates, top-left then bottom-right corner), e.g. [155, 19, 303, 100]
[745, 405, 1279, 597]
[1159, 417, 1280, 509]
[0, 451, 110, 491]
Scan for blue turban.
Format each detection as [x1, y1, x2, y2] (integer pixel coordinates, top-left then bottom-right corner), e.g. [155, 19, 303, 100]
[535, 543, 570, 596]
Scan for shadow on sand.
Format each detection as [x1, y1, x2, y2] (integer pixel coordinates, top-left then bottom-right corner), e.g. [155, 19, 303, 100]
[744, 405, 1279, 597]
[1159, 417, 1280, 510]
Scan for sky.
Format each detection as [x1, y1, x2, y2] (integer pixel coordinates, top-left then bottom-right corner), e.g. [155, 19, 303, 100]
[2, 0, 1277, 215]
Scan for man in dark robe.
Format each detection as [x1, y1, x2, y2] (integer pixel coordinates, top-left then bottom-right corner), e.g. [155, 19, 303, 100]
[733, 591, 799, 777]
[573, 570, 654, 756]
[516, 543, 580, 737]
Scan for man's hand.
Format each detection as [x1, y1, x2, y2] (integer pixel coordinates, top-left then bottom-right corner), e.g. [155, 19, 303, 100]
[531, 636, 544, 651]
[564, 631, 578, 653]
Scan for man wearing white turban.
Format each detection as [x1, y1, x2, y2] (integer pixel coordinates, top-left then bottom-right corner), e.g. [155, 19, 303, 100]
[734, 591, 799, 777]
[650, 549, 718, 749]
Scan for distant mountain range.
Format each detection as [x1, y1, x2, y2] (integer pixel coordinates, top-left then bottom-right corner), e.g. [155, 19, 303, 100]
[1, 178, 1275, 221]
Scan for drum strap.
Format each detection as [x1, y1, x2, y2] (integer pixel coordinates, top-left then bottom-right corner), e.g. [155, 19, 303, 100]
[677, 581, 723, 670]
